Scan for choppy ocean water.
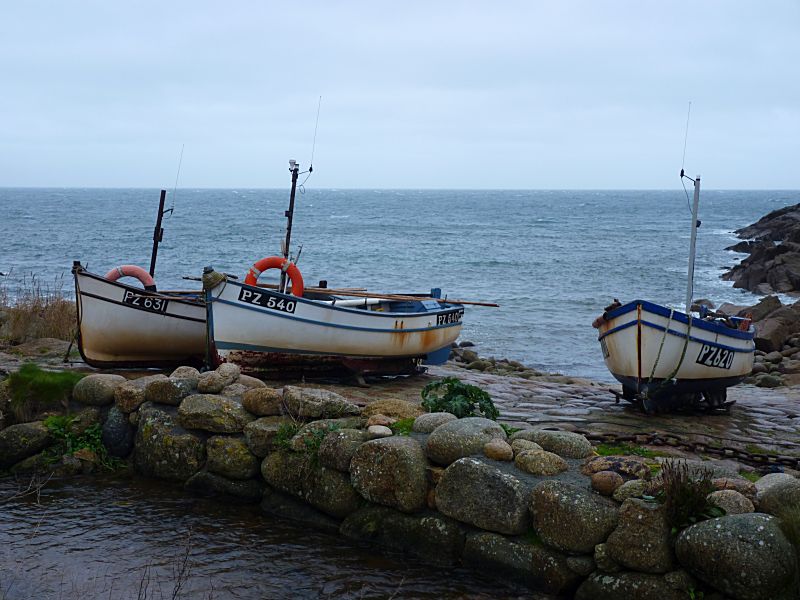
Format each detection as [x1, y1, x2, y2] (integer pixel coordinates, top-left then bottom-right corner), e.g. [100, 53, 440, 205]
[1, 187, 797, 381]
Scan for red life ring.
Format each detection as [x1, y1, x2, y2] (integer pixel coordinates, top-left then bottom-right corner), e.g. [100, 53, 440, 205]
[244, 256, 304, 297]
[104, 265, 157, 291]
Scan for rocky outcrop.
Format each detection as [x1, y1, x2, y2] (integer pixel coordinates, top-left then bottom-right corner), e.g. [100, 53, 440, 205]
[350, 436, 428, 513]
[530, 480, 619, 554]
[425, 417, 506, 465]
[435, 458, 531, 535]
[675, 513, 798, 600]
[723, 202, 800, 294]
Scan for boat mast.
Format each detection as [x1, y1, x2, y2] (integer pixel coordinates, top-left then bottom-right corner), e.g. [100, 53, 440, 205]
[280, 160, 300, 292]
[149, 189, 168, 277]
[685, 174, 701, 313]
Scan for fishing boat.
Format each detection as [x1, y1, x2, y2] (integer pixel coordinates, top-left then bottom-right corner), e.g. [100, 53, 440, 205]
[204, 160, 482, 378]
[593, 172, 755, 412]
[72, 189, 207, 368]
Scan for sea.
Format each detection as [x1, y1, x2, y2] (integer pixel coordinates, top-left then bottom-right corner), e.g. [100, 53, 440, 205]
[1, 187, 797, 382]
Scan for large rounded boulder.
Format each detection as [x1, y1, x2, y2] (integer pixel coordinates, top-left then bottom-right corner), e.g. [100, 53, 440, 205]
[530, 480, 619, 554]
[72, 374, 126, 406]
[675, 513, 798, 600]
[177, 394, 255, 433]
[425, 417, 506, 465]
[350, 436, 428, 513]
[436, 457, 531, 535]
[283, 386, 361, 419]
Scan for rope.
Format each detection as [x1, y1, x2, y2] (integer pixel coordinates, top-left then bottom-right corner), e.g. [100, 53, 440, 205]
[643, 312, 693, 400]
[648, 308, 674, 382]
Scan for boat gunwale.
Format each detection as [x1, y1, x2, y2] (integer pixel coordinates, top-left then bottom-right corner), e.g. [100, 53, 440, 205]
[211, 278, 465, 320]
[603, 299, 755, 341]
[75, 268, 205, 307]
[599, 318, 756, 353]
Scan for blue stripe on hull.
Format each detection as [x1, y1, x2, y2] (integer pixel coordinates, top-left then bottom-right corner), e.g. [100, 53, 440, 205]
[599, 318, 755, 354]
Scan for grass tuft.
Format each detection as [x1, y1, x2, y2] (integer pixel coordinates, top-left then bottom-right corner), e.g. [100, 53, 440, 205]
[0, 272, 75, 343]
[7, 363, 84, 423]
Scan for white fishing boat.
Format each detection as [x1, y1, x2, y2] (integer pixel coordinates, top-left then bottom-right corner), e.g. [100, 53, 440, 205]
[71, 189, 207, 368]
[593, 172, 755, 412]
[203, 159, 484, 378]
[72, 263, 207, 368]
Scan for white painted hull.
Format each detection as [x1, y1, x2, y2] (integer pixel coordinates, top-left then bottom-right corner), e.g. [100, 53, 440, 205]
[74, 267, 206, 367]
[207, 278, 463, 365]
[597, 300, 755, 393]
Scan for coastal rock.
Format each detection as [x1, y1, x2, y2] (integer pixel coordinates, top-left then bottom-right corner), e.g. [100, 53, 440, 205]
[707, 489, 754, 514]
[206, 436, 259, 480]
[144, 377, 194, 406]
[757, 477, 800, 517]
[288, 418, 362, 452]
[241, 387, 284, 416]
[755, 472, 797, 498]
[511, 439, 543, 455]
[758, 373, 784, 388]
[530, 480, 619, 554]
[565, 556, 596, 577]
[197, 371, 226, 394]
[613, 479, 649, 503]
[361, 399, 423, 420]
[412, 412, 457, 433]
[101, 405, 135, 458]
[463, 532, 580, 594]
[594, 543, 621, 573]
[216, 363, 240, 386]
[134, 409, 205, 482]
[185, 470, 264, 501]
[606, 498, 674, 573]
[318, 429, 367, 472]
[115, 374, 167, 413]
[177, 394, 255, 433]
[341, 505, 465, 566]
[283, 386, 361, 419]
[261, 450, 360, 519]
[0, 421, 52, 468]
[483, 439, 513, 461]
[238, 374, 266, 389]
[582, 455, 651, 480]
[242, 416, 294, 457]
[753, 303, 800, 352]
[261, 486, 341, 534]
[425, 417, 506, 465]
[350, 436, 428, 513]
[527, 430, 593, 459]
[365, 414, 395, 427]
[366, 425, 392, 439]
[712, 477, 757, 501]
[575, 572, 688, 600]
[514, 449, 568, 476]
[170, 366, 200, 385]
[591, 470, 624, 496]
[435, 457, 530, 535]
[72, 374, 126, 406]
[220, 383, 248, 401]
[675, 514, 798, 600]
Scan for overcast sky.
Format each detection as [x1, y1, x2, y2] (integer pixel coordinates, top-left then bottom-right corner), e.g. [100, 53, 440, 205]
[1, 1, 798, 189]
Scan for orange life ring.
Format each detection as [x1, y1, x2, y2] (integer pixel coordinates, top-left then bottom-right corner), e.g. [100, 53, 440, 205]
[104, 265, 157, 291]
[244, 256, 304, 297]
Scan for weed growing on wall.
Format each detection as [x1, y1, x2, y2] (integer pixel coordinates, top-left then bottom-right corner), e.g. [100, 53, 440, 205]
[421, 377, 498, 420]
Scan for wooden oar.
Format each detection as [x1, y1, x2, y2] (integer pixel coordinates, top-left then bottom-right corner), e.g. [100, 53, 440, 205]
[291, 287, 499, 307]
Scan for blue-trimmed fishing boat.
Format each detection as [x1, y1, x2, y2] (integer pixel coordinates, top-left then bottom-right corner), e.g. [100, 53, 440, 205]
[593, 172, 755, 411]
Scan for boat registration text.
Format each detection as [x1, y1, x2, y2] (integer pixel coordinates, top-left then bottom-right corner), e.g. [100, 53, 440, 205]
[122, 290, 169, 314]
[238, 288, 297, 314]
[437, 309, 465, 326]
[695, 344, 734, 370]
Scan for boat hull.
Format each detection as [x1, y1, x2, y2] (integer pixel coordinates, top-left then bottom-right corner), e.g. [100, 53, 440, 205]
[206, 278, 463, 376]
[596, 300, 755, 396]
[73, 266, 207, 368]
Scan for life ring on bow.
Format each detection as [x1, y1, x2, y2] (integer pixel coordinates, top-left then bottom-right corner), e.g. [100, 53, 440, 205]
[244, 256, 304, 297]
[104, 265, 157, 291]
